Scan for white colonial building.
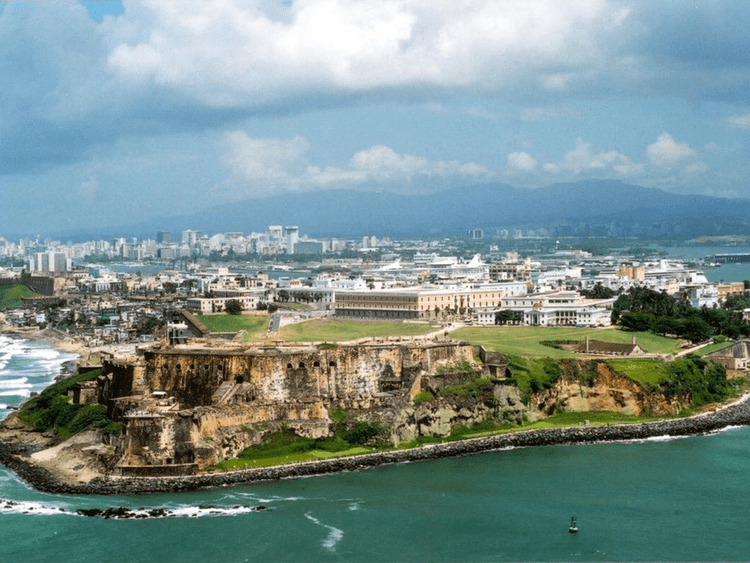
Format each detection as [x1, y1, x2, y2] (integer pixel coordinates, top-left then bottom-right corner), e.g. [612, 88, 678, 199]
[480, 290, 615, 327]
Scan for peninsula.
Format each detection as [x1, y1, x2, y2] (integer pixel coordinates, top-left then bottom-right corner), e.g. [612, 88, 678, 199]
[0, 322, 744, 495]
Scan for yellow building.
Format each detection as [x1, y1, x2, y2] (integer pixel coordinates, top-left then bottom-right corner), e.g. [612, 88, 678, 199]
[335, 283, 522, 320]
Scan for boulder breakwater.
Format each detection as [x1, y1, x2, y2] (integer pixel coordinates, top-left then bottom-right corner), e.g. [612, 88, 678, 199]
[2, 394, 748, 495]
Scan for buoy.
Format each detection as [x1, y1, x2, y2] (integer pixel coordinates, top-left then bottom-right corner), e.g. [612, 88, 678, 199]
[569, 516, 578, 534]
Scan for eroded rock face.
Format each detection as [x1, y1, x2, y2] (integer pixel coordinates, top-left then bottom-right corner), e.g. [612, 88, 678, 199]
[531, 361, 681, 417]
[389, 383, 530, 442]
[122, 341, 475, 408]
[103, 340, 477, 470]
[78, 350, 689, 475]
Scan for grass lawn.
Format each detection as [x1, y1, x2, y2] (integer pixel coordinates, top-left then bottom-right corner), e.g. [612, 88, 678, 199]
[519, 410, 664, 429]
[0, 284, 39, 308]
[606, 359, 666, 387]
[274, 319, 438, 342]
[196, 314, 270, 341]
[697, 341, 736, 356]
[210, 446, 371, 471]
[451, 326, 681, 357]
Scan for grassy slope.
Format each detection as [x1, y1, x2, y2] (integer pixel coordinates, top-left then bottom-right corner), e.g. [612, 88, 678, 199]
[0, 284, 38, 308]
[210, 324, 737, 471]
[606, 359, 666, 387]
[211, 446, 371, 470]
[196, 314, 269, 341]
[196, 316, 437, 342]
[697, 341, 735, 356]
[452, 326, 681, 357]
[275, 319, 437, 342]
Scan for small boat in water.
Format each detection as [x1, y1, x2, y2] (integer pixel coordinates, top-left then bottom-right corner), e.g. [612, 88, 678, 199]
[569, 516, 578, 534]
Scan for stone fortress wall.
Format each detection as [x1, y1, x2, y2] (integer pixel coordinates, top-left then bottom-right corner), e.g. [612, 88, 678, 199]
[97, 338, 476, 474]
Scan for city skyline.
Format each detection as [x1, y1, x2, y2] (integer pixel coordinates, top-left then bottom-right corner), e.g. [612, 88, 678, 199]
[3, 1, 750, 235]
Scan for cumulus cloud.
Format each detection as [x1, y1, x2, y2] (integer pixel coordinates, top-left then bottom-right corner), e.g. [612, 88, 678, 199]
[218, 133, 489, 196]
[507, 133, 711, 190]
[646, 133, 695, 168]
[506, 151, 537, 172]
[106, 0, 627, 107]
[543, 139, 642, 177]
[221, 132, 309, 183]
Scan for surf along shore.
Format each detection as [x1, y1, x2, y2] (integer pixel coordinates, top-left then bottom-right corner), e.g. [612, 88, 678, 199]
[2, 325, 749, 495]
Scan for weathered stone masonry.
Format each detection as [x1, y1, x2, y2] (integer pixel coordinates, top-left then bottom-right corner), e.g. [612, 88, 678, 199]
[99, 339, 476, 473]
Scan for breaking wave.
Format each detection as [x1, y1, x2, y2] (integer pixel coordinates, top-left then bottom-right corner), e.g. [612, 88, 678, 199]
[0, 497, 272, 519]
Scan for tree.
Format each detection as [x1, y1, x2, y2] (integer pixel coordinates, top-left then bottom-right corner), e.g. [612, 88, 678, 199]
[618, 311, 653, 332]
[580, 282, 616, 299]
[495, 310, 523, 325]
[678, 316, 712, 343]
[225, 299, 243, 315]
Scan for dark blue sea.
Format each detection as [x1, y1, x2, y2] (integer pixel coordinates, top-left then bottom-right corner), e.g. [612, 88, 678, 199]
[2, 334, 749, 562]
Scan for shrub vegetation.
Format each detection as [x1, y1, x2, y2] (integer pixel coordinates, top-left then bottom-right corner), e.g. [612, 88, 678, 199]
[17, 369, 122, 437]
[211, 411, 387, 471]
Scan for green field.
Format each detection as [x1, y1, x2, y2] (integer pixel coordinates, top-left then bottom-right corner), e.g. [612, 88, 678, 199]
[196, 314, 270, 341]
[696, 341, 735, 356]
[211, 446, 371, 471]
[0, 284, 38, 308]
[606, 359, 666, 387]
[452, 326, 681, 357]
[275, 319, 438, 342]
[196, 316, 438, 342]
[519, 410, 664, 429]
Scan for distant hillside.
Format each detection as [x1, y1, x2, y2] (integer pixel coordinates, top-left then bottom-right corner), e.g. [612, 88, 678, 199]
[54, 180, 750, 240]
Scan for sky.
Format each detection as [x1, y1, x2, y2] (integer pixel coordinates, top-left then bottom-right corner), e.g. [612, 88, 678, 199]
[2, 0, 750, 237]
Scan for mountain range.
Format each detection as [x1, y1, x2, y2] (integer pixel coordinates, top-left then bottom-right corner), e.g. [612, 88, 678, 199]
[56, 180, 750, 241]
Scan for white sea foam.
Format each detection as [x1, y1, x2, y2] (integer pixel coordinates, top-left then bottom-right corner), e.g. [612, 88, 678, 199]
[27, 349, 62, 361]
[0, 389, 30, 397]
[236, 492, 307, 503]
[304, 512, 344, 552]
[0, 497, 270, 519]
[169, 505, 264, 518]
[0, 498, 67, 516]
[0, 378, 30, 388]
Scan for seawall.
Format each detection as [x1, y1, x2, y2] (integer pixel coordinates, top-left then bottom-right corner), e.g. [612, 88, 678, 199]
[3, 394, 749, 495]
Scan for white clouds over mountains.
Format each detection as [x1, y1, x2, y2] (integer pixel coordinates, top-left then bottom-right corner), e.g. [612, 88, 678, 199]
[4, 0, 750, 233]
[219, 131, 490, 198]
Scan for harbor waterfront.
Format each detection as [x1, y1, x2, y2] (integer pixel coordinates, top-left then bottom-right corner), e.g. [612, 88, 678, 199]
[2, 335, 750, 561]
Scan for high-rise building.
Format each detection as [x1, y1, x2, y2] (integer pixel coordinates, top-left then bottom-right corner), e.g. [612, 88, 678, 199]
[285, 226, 299, 254]
[30, 251, 69, 272]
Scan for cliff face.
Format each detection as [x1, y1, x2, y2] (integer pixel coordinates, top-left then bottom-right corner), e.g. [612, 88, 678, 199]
[391, 383, 529, 443]
[107, 351, 693, 471]
[2, 345, 726, 489]
[531, 360, 681, 417]
[137, 340, 473, 408]
[102, 339, 476, 470]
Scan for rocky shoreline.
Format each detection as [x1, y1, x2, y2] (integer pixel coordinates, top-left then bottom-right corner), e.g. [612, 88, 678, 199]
[2, 394, 748, 495]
